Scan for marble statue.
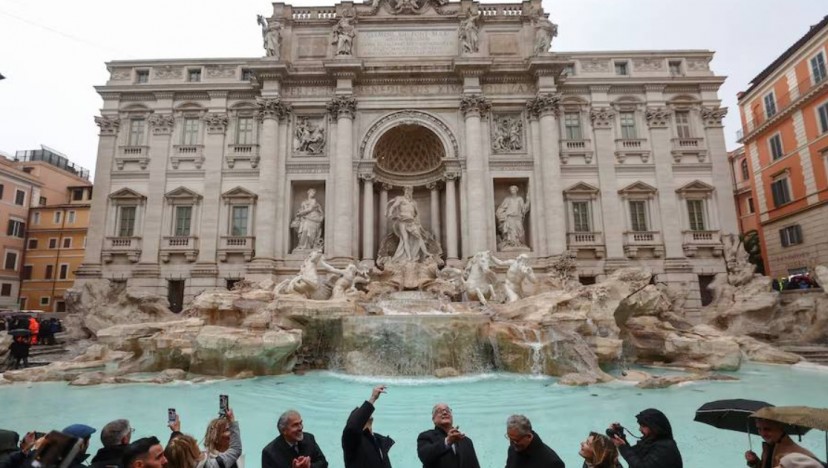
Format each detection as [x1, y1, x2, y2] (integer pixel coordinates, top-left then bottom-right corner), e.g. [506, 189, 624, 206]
[458, 9, 481, 54]
[257, 15, 282, 59]
[490, 253, 536, 302]
[291, 188, 324, 252]
[722, 233, 756, 286]
[324, 263, 370, 300]
[386, 186, 431, 263]
[533, 17, 557, 55]
[463, 251, 498, 304]
[332, 16, 356, 55]
[276, 250, 326, 298]
[496, 185, 530, 250]
[294, 118, 326, 154]
[492, 116, 523, 152]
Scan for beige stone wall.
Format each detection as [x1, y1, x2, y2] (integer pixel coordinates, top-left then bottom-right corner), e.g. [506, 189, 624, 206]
[764, 203, 828, 278]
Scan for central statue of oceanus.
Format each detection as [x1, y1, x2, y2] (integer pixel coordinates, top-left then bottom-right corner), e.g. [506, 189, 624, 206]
[377, 186, 443, 268]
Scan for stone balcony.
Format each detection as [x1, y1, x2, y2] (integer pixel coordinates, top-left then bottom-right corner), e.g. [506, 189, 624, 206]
[226, 144, 260, 169]
[171, 145, 204, 169]
[623, 231, 664, 258]
[218, 236, 255, 262]
[102, 236, 142, 263]
[566, 231, 605, 258]
[614, 138, 651, 163]
[115, 146, 149, 170]
[559, 139, 594, 164]
[670, 137, 708, 163]
[682, 230, 723, 257]
[160, 236, 199, 262]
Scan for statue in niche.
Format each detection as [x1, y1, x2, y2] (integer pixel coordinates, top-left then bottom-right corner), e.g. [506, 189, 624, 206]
[533, 16, 557, 55]
[458, 8, 481, 54]
[294, 118, 326, 154]
[496, 185, 530, 250]
[377, 186, 443, 267]
[331, 16, 356, 56]
[490, 253, 537, 302]
[291, 188, 325, 252]
[492, 116, 523, 152]
[257, 15, 282, 59]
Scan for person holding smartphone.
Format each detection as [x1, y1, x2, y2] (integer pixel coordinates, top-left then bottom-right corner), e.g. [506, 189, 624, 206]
[417, 403, 480, 468]
[342, 385, 394, 468]
[165, 407, 241, 468]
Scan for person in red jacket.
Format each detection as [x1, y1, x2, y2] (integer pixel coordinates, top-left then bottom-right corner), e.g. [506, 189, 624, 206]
[28, 317, 39, 345]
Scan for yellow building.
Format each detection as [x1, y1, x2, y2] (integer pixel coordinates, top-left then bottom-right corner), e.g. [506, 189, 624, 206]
[19, 186, 92, 312]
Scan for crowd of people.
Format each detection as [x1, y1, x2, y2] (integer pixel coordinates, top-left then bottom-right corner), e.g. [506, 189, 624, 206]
[2, 315, 64, 370]
[1, 384, 825, 468]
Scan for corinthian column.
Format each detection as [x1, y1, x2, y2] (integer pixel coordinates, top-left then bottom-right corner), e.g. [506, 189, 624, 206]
[379, 183, 391, 241]
[360, 174, 375, 260]
[444, 173, 459, 260]
[460, 94, 491, 255]
[427, 182, 441, 241]
[327, 95, 357, 259]
[253, 97, 290, 263]
[527, 92, 565, 255]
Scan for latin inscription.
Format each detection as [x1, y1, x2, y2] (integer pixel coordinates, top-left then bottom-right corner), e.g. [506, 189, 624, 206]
[358, 30, 457, 57]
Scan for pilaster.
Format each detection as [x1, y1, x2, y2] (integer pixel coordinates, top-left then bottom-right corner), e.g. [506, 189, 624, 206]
[198, 109, 229, 265]
[527, 92, 565, 255]
[647, 106, 684, 258]
[701, 106, 739, 234]
[328, 95, 357, 260]
[460, 93, 491, 255]
[590, 106, 625, 260]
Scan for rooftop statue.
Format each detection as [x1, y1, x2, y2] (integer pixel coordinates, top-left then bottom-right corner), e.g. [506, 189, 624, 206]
[533, 15, 558, 55]
[458, 8, 481, 54]
[257, 14, 282, 59]
[332, 16, 356, 56]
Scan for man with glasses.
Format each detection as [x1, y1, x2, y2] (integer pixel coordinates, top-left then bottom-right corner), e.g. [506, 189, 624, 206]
[417, 403, 480, 468]
[91, 419, 133, 468]
[504, 415, 564, 468]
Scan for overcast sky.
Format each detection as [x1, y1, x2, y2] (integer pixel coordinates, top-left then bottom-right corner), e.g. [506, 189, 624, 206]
[1, 0, 825, 177]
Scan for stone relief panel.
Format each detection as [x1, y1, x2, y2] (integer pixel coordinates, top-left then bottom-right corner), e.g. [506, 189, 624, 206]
[110, 68, 131, 81]
[205, 65, 238, 79]
[290, 181, 327, 254]
[293, 116, 327, 156]
[687, 58, 710, 71]
[493, 179, 531, 252]
[633, 58, 664, 72]
[154, 65, 181, 80]
[491, 114, 525, 153]
[580, 59, 610, 73]
[487, 33, 519, 56]
[357, 29, 458, 57]
[296, 36, 330, 59]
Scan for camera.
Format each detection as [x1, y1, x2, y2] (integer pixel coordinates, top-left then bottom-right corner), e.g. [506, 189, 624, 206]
[606, 425, 626, 440]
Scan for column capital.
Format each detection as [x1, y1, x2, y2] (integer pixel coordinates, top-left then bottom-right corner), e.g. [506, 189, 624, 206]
[380, 183, 394, 191]
[203, 112, 229, 134]
[701, 106, 728, 128]
[256, 97, 291, 121]
[645, 107, 671, 128]
[94, 115, 120, 135]
[426, 181, 440, 190]
[327, 95, 357, 120]
[148, 114, 174, 135]
[460, 94, 491, 118]
[589, 107, 616, 129]
[526, 92, 561, 118]
[444, 171, 460, 181]
[358, 173, 375, 182]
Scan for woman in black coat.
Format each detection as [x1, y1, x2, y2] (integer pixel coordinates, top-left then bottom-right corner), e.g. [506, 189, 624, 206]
[609, 408, 683, 468]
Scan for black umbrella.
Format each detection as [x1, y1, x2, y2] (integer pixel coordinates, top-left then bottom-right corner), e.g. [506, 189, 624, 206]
[694, 399, 775, 450]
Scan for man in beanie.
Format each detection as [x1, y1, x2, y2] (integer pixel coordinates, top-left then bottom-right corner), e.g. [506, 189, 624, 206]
[63, 424, 97, 468]
[745, 419, 818, 468]
[608, 408, 682, 467]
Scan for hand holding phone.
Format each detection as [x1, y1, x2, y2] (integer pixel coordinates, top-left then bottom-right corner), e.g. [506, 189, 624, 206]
[167, 409, 180, 432]
[219, 395, 229, 418]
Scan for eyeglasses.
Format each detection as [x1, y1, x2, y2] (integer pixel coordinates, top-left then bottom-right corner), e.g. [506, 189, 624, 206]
[434, 407, 452, 415]
[504, 433, 529, 444]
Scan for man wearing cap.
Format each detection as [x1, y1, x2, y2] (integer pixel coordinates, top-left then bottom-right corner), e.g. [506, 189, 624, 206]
[63, 424, 96, 468]
[122, 437, 167, 468]
[91, 419, 133, 468]
[342, 385, 394, 468]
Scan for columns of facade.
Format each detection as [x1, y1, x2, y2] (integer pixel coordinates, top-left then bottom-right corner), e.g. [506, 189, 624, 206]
[647, 106, 684, 258]
[444, 173, 459, 260]
[529, 93, 566, 255]
[328, 96, 357, 259]
[80, 115, 121, 273]
[590, 106, 626, 259]
[378, 184, 390, 241]
[253, 97, 290, 263]
[138, 112, 174, 265]
[428, 182, 441, 242]
[460, 94, 491, 255]
[702, 106, 739, 234]
[527, 116, 548, 257]
[197, 109, 229, 264]
[361, 174, 375, 260]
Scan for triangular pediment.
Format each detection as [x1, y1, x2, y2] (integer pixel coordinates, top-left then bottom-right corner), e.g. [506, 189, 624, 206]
[108, 188, 146, 201]
[618, 181, 657, 195]
[221, 186, 258, 201]
[676, 180, 715, 194]
[165, 186, 202, 201]
[564, 182, 600, 194]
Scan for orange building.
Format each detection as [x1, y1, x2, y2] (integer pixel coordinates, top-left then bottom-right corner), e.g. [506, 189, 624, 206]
[19, 186, 93, 311]
[737, 15, 828, 278]
[0, 156, 41, 309]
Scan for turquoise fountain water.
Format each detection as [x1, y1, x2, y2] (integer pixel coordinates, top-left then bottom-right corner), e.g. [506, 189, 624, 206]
[2, 363, 826, 468]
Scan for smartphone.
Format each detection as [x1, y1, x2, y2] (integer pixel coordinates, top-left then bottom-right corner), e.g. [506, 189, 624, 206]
[167, 408, 176, 425]
[219, 395, 229, 418]
[23, 431, 82, 468]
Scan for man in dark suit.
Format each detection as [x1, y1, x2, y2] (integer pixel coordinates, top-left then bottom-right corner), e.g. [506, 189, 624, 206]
[262, 410, 328, 468]
[417, 403, 480, 468]
[504, 414, 565, 468]
[342, 384, 394, 468]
